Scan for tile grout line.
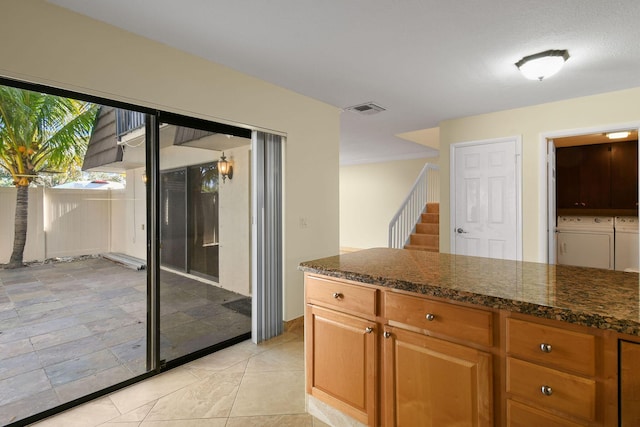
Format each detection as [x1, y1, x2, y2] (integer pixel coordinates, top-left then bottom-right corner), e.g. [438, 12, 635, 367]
[225, 352, 252, 424]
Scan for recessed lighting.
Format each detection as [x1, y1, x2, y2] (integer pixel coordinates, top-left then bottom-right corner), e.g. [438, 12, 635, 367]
[515, 49, 570, 81]
[606, 131, 631, 140]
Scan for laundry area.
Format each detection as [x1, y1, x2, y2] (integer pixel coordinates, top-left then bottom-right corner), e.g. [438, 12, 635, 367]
[553, 130, 639, 271]
[556, 215, 638, 271]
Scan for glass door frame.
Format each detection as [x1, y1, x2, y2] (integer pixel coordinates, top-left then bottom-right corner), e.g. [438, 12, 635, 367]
[0, 76, 256, 426]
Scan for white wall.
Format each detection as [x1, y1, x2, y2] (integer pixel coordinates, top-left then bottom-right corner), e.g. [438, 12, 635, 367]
[0, 0, 340, 320]
[340, 157, 439, 249]
[439, 87, 640, 262]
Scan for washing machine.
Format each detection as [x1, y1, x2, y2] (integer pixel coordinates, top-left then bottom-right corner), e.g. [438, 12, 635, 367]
[556, 216, 614, 269]
[615, 216, 639, 272]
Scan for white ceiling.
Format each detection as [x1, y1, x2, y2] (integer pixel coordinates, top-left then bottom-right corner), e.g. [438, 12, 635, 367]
[50, 0, 640, 165]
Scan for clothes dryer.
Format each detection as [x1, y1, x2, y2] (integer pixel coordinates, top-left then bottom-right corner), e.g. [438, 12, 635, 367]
[614, 216, 639, 272]
[556, 216, 614, 270]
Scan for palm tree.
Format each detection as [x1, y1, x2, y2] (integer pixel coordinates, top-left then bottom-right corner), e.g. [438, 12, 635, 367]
[0, 86, 98, 268]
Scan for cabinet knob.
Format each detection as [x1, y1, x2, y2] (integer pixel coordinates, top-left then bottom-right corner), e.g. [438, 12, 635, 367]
[539, 343, 552, 353]
[332, 292, 343, 299]
[384, 331, 391, 338]
[425, 313, 436, 321]
[365, 327, 374, 334]
[540, 385, 553, 396]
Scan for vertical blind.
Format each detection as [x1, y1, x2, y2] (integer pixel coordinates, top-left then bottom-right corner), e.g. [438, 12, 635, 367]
[252, 131, 283, 343]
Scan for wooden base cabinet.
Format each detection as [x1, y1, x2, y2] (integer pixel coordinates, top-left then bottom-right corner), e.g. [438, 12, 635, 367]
[306, 304, 377, 426]
[620, 340, 640, 426]
[304, 273, 633, 426]
[506, 400, 583, 427]
[382, 326, 493, 427]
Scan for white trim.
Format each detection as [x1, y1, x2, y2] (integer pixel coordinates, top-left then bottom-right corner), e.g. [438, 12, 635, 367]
[450, 136, 523, 261]
[538, 121, 640, 264]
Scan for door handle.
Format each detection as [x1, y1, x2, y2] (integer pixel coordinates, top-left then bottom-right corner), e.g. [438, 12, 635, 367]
[456, 228, 468, 234]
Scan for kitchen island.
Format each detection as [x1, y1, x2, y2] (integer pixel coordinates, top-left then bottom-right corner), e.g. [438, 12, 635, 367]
[299, 248, 640, 426]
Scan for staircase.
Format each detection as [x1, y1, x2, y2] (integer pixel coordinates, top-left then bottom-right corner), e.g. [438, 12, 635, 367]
[388, 163, 439, 250]
[404, 203, 439, 252]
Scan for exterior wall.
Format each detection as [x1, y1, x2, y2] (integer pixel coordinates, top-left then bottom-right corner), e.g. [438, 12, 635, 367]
[0, 187, 111, 263]
[340, 157, 439, 250]
[0, 0, 340, 320]
[110, 169, 146, 260]
[44, 188, 112, 258]
[159, 145, 217, 171]
[0, 187, 45, 263]
[439, 87, 640, 262]
[219, 145, 251, 296]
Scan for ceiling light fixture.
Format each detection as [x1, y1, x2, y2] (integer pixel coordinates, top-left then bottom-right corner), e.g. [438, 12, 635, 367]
[515, 49, 570, 81]
[606, 131, 631, 140]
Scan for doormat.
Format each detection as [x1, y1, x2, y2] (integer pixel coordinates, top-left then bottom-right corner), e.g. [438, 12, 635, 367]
[222, 297, 252, 317]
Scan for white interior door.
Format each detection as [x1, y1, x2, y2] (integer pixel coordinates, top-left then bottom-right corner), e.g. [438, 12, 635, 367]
[451, 138, 521, 260]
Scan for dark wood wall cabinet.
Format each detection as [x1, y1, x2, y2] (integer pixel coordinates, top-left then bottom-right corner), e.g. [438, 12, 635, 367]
[556, 141, 638, 211]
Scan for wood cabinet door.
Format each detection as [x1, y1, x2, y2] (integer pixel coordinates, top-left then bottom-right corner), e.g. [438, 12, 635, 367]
[556, 144, 612, 209]
[556, 146, 583, 209]
[580, 143, 611, 209]
[382, 326, 492, 427]
[611, 141, 638, 209]
[620, 340, 640, 426]
[306, 304, 377, 426]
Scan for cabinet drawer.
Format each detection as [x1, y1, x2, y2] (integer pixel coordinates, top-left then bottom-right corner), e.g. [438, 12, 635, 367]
[506, 357, 596, 422]
[507, 399, 583, 427]
[306, 276, 376, 317]
[384, 292, 492, 346]
[506, 318, 596, 376]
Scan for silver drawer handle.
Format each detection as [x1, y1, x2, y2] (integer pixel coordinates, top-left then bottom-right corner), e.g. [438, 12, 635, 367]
[332, 292, 343, 299]
[425, 313, 436, 321]
[384, 331, 391, 338]
[540, 343, 552, 353]
[541, 385, 553, 396]
[365, 327, 374, 334]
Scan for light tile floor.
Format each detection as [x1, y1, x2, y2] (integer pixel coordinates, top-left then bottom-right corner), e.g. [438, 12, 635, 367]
[30, 331, 327, 427]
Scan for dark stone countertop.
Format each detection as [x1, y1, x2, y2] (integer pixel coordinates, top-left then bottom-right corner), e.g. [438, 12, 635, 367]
[299, 248, 640, 336]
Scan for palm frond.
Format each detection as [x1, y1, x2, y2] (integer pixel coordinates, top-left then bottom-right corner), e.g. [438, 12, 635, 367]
[0, 85, 98, 183]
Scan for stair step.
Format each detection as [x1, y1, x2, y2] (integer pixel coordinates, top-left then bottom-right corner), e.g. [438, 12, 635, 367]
[416, 223, 439, 235]
[426, 202, 439, 214]
[421, 212, 439, 224]
[404, 244, 439, 252]
[410, 233, 439, 247]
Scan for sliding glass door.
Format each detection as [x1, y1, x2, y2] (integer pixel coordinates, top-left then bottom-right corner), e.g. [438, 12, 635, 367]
[188, 163, 220, 279]
[160, 169, 187, 270]
[0, 78, 273, 426]
[0, 88, 150, 426]
[157, 118, 252, 365]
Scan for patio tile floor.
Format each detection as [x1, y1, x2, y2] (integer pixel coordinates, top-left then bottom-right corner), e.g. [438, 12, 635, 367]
[0, 257, 251, 426]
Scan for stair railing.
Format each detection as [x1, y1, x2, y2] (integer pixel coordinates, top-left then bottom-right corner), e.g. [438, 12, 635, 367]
[388, 163, 440, 248]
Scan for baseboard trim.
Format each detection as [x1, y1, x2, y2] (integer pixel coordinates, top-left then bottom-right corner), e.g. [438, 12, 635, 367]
[283, 316, 304, 333]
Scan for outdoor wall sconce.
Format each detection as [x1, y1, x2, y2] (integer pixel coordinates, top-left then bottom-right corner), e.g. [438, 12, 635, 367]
[218, 152, 233, 182]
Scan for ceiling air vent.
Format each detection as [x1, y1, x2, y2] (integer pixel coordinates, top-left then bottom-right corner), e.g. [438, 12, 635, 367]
[345, 102, 386, 115]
